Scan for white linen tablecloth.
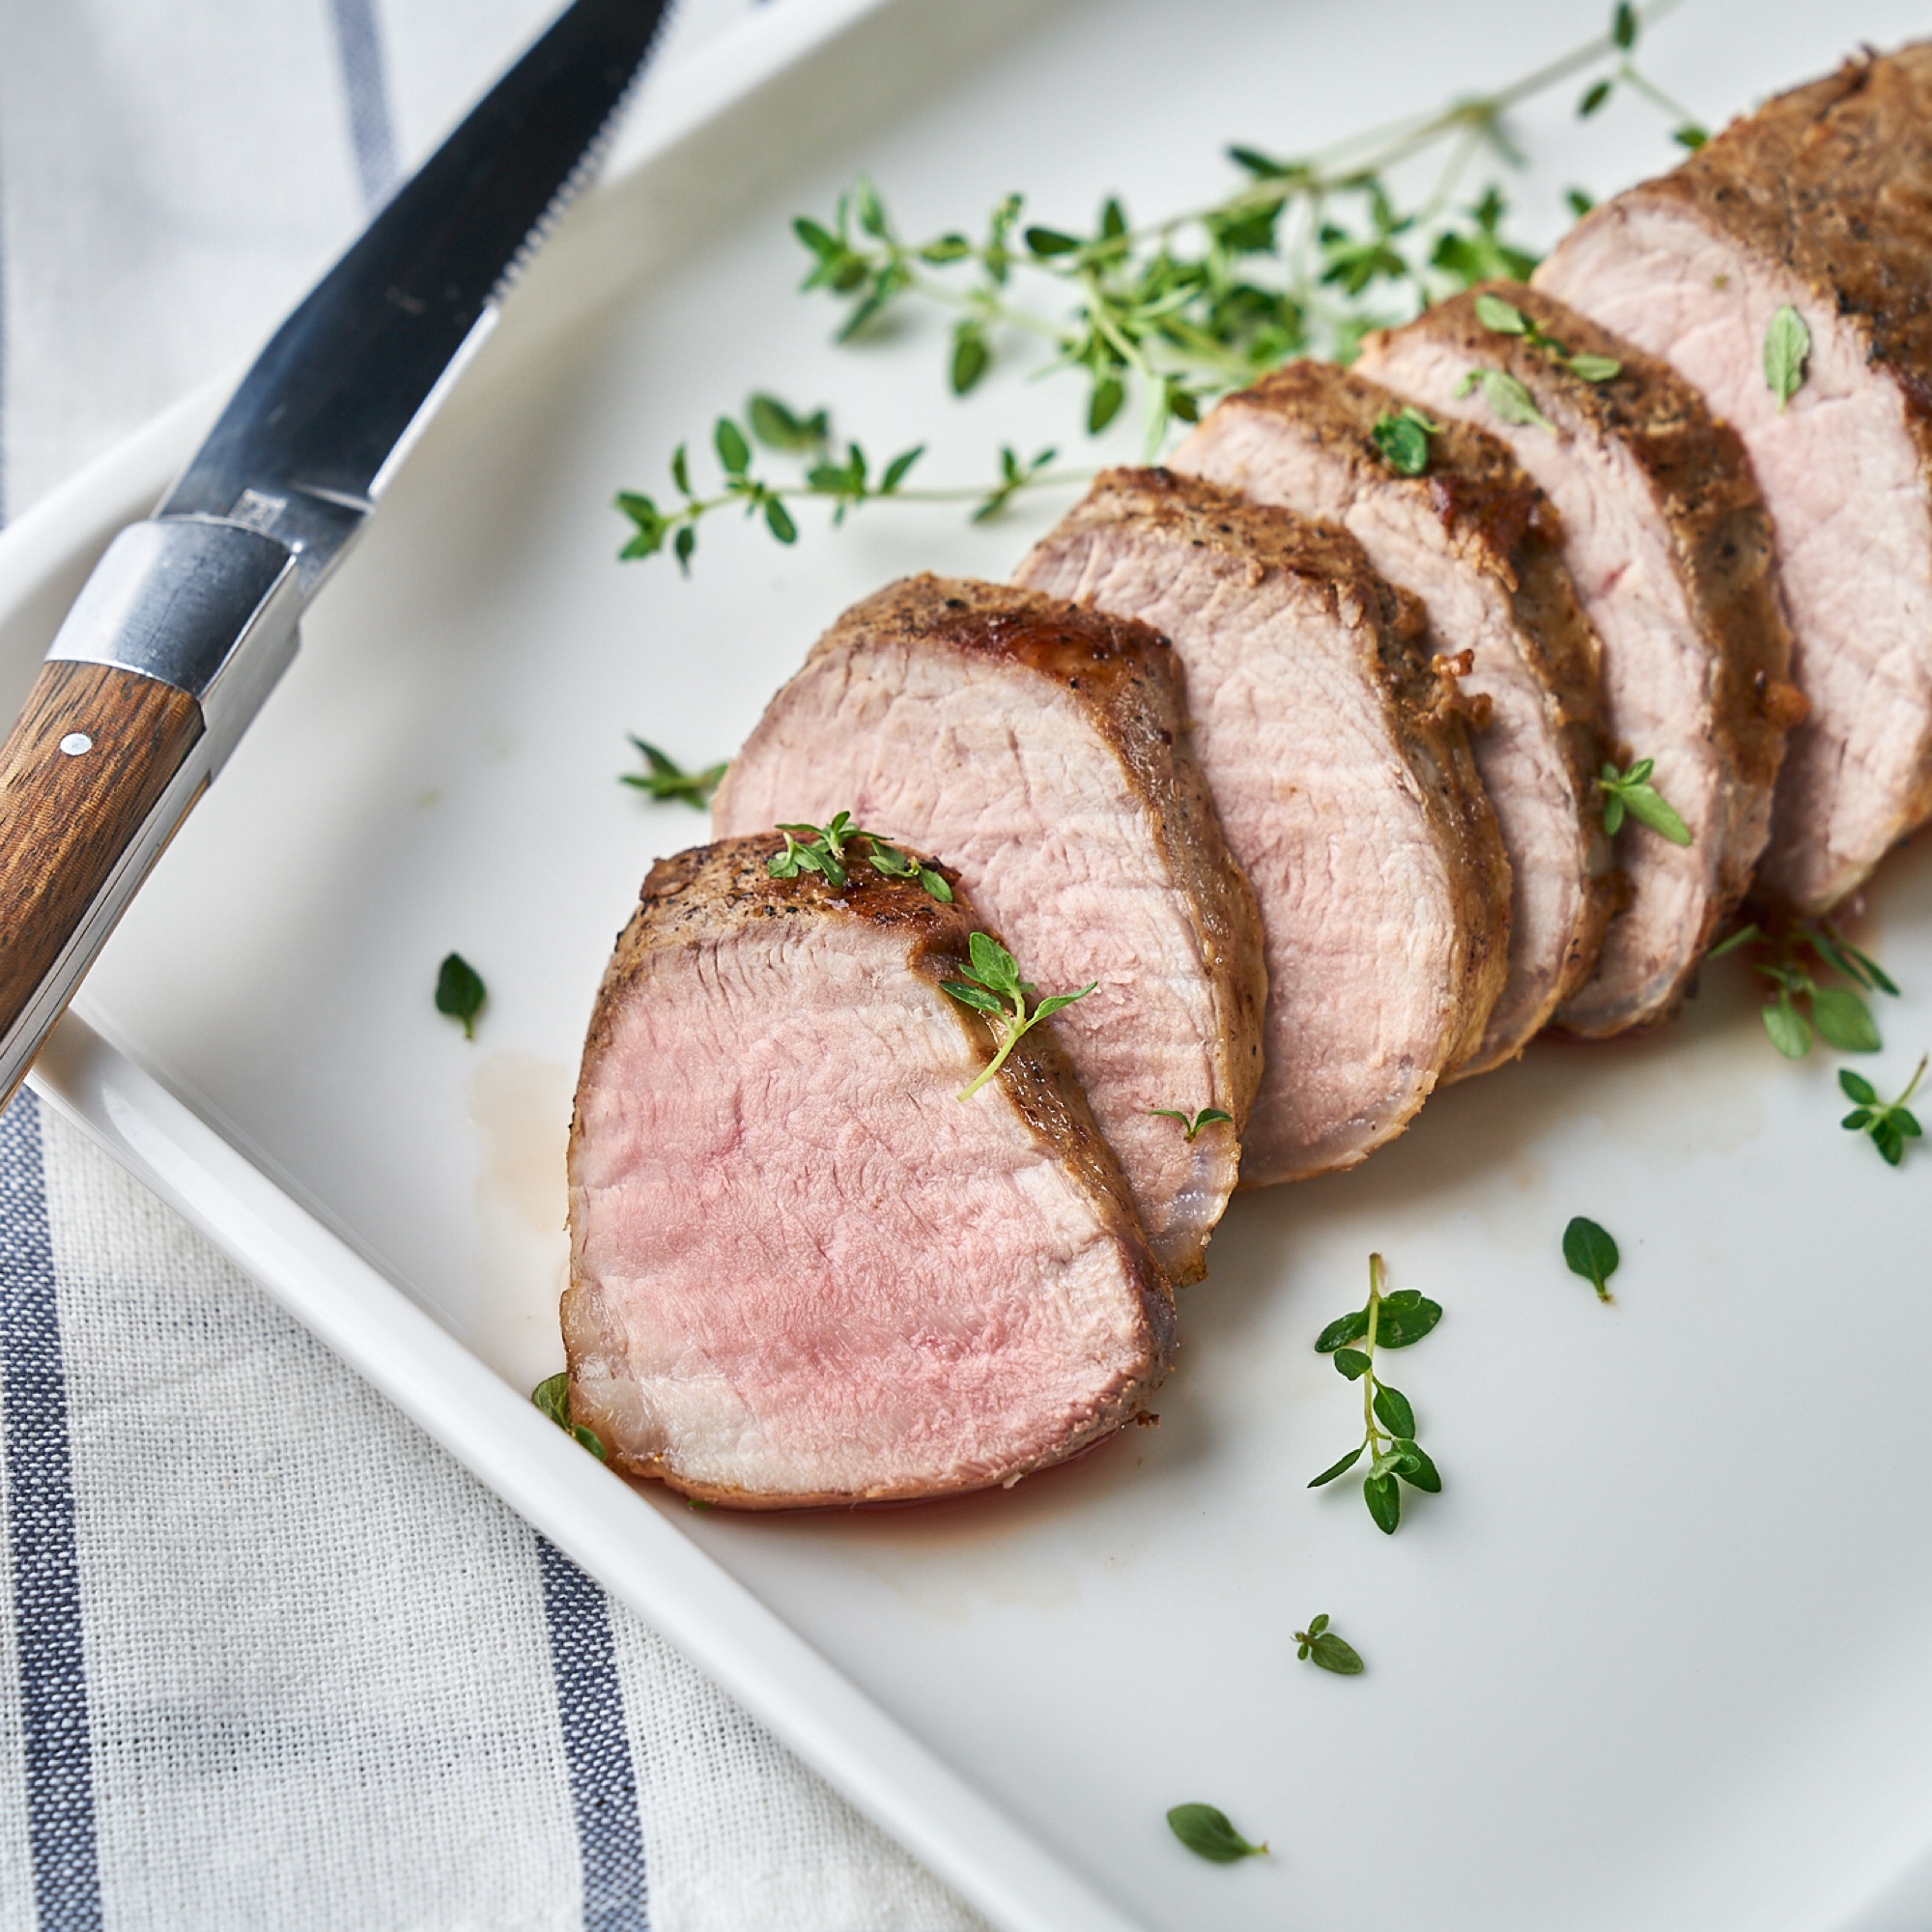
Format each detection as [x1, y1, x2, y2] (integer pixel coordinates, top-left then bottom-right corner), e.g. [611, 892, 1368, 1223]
[0, 5, 986, 1926]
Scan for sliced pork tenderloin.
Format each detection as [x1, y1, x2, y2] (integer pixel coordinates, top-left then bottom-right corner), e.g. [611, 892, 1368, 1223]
[1015, 468, 1510, 1182]
[565, 837, 1174, 1510]
[1174, 359, 1613, 1070]
[1536, 43, 1932, 913]
[1357, 286, 1801, 1033]
[711, 576, 1265, 1284]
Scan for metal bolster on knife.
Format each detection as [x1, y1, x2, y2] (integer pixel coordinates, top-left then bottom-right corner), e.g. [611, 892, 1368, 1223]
[44, 517, 302, 775]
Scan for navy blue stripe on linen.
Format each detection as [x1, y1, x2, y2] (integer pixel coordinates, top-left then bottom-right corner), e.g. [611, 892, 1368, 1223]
[0, 1093, 100, 1931]
[327, 0, 401, 210]
[537, 1537, 649, 1932]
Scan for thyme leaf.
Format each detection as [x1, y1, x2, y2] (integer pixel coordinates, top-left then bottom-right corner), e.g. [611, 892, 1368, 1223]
[1370, 405, 1440, 475]
[1166, 1804, 1268, 1863]
[435, 952, 486, 1040]
[1151, 1105, 1235, 1141]
[621, 737, 726, 809]
[1597, 757, 1690, 844]
[942, 931, 1096, 1100]
[1294, 1612, 1365, 1675]
[531, 1373, 607, 1462]
[1308, 1254, 1442, 1534]
[1455, 364, 1554, 431]
[1562, 1215, 1620, 1300]
[1840, 1055, 1928, 1166]
[1765, 304, 1810, 412]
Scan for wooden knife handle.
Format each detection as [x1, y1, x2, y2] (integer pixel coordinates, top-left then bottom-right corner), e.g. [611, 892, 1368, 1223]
[0, 660, 205, 1100]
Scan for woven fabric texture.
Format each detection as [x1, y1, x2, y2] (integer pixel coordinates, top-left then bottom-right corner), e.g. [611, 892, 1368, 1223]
[0, 3, 989, 1926]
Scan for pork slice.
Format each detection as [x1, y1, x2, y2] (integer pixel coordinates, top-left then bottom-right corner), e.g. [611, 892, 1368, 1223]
[1174, 359, 1613, 1069]
[1535, 44, 1932, 913]
[1016, 468, 1510, 1182]
[564, 837, 1174, 1509]
[710, 576, 1265, 1285]
[1358, 287, 1800, 1033]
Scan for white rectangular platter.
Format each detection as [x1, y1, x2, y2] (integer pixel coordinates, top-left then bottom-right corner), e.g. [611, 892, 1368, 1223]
[10, 2, 1932, 1926]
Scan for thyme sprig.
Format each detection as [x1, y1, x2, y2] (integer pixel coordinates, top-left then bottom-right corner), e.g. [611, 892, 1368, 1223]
[1577, 2, 1708, 149]
[941, 931, 1096, 1101]
[615, 396, 1081, 569]
[1709, 917, 1897, 1060]
[790, 5, 1695, 450]
[766, 811, 954, 902]
[1309, 1254, 1442, 1535]
[1597, 757, 1690, 845]
[1841, 1057, 1928, 1167]
[625, 5, 1700, 572]
[622, 736, 725, 809]
[1294, 1613, 1365, 1675]
[1471, 291, 1622, 384]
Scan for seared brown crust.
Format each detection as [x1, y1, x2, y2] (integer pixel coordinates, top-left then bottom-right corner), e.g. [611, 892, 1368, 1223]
[809, 574, 1270, 1241]
[1370, 285, 1801, 1013]
[1042, 466, 1513, 1077]
[1223, 361, 1615, 1027]
[1558, 45, 1932, 867]
[1623, 44, 1932, 480]
[566, 835, 1176, 1511]
[1388, 285, 1798, 794]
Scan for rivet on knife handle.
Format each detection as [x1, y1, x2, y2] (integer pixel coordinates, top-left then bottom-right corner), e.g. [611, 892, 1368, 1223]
[0, 519, 300, 1110]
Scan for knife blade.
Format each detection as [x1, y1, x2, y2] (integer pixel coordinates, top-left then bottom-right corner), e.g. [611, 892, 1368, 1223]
[0, 0, 669, 1109]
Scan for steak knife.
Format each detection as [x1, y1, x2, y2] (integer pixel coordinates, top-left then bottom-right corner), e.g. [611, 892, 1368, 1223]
[0, 0, 669, 1109]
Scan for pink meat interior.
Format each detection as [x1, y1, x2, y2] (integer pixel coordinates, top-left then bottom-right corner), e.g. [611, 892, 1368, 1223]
[566, 917, 1151, 1500]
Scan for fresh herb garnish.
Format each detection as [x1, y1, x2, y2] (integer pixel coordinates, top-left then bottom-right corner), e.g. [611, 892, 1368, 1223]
[1562, 1215, 1620, 1301]
[531, 1372, 608, 1462]
[1151, 1105, 1235, 1141]
[1454, 364, 1555, 431]
[630, 9, 1703, 570]
[1293, 1613, 1365, 1675]
[435, 952, 487, 1040]
[1166, 1804, 1268, 1863]
[616, 397, 1079, 567]
[1577, 4, 1708, 150]
[942, 931, 1096, 1101]
[1597, 757, 1690, 844]
[1471, 291, 1622, 385]
[1309, 1253, 1442, 1534]
[1764, 304, 1810, 412]
[622, 736, 726, 809]
[1715, 918, 1897, 1059]
[1840, 1056, 1927, 1167]
[766, 811, 953, 902]
[1370, 405, 1440, 475]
